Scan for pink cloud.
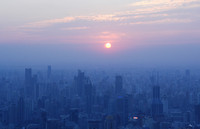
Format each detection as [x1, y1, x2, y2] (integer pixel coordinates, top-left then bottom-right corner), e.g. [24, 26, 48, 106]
[61, 26, 89, 31]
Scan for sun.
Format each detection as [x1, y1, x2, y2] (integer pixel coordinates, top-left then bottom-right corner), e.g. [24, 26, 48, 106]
[105, 43, 111, 48]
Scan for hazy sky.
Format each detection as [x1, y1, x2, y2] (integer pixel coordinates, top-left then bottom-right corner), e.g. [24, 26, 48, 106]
[0, 0, 200, 68]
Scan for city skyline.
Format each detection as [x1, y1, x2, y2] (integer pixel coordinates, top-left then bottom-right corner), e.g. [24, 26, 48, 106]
[1, 1, 200, 128]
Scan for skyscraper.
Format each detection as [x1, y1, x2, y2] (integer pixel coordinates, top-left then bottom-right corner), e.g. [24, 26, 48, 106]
[25, 68, 32, 98]
[104, 115, 117, 129]
[153, 86, 160, 99]
[74, 70, 85, 97]
[25, 68, 38, 99]
[162, 95, 168, 115]
[25, 68, 32, 85]
[88, 120, 102, 129]
[17, 97, 25, 124]
[195, 104, 200, 124]
[116, 95, 128, 126]
[69, 108, 79, 124]
[152, 85, 163, 119]
[84, 78, 93, 114]
[47, 65, 51, 79]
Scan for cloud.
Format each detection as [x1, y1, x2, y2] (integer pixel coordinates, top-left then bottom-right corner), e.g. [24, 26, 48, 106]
[61, 26, 89, 31]
[129, 0, 200, 14]
[130, 0, 198, 7]
[125, 18, 193, 25]
[9, 0, 198, 45]
[94, 31, 126, 43]
[78, 15, 126, 22]
[19, 14, 126, 29]
[16, 0, 200, 30]
[20, 5, 199, 30]
[19, 17, 75, 28]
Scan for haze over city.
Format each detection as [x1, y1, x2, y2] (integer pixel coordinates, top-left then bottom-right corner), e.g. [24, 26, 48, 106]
[1, 1, 200, 129]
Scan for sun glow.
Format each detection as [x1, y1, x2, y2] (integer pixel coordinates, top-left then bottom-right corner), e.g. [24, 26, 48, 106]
[105, 43, 111, 48]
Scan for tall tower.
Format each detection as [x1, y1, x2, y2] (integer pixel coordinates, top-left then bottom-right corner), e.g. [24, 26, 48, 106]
[152, 85, 163, 119]
[162, 95, 168, 115]
[47, 65, 51, 79]
[25, 68, 33, 98]
[17, 97, 25, 124]
[116, 95, 128, 126]
[104, 115, 117, 129]
[25, 68, 38, 99]
[115, 76, 123, 95]
[74, 70, 85, 97]
[153, 86, 160, 99]
[84, 78, 93, 114]
[195, 105, 200, 124]
[25, 68, 32, 85]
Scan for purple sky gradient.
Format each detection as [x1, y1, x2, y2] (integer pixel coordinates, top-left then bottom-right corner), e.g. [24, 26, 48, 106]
[0, 0, 200, 67]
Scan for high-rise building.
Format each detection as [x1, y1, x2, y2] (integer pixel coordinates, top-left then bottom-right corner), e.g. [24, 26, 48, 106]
[152, 85, 163, 119]
[17, 97, 25, 124]
[46, 119, 61, 129]
[104, 115, 117, 129]
[9, 103, 17, 125]
[47, 65, 51, 79]
[25, 68, 32, 85]
[88, 120, 102, 129]
[25, 68, 39, 100]
[115, 76, 123, 95]
[116, 95, 128, 126]
[26, 124, 40, 129]
[25, 68, 32, 98]
[39, 109, 47, 129]
[74, 70, 85, 97]
[185, 69, 191, 86]
[153, 86, 160, 99]
[162, 95, 168, 115]
[84, 78, 93, 114]
[195, 104, 200, 124]
[69, 108, 79, 124]
[32, 74, 39, 100]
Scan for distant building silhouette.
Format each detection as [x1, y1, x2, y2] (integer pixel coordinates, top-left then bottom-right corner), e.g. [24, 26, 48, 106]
[104, 115, 117, 129]
[69, 108, 79, 124]
[47, 65, 51, 79]
[152, 85, 163, 119]
[162, 95, 168, 115]
[25, 68, 32, 85]
[116, 95, 128, 126]
[195, 104, 200, 124]
[84, 78, 93, 114]
[88, 120, 102, 129]
[24, 68, 38, 99]
[17, 97, 25, 124]
[46, 119, 61, 129]
[74, 70, 85, 97]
